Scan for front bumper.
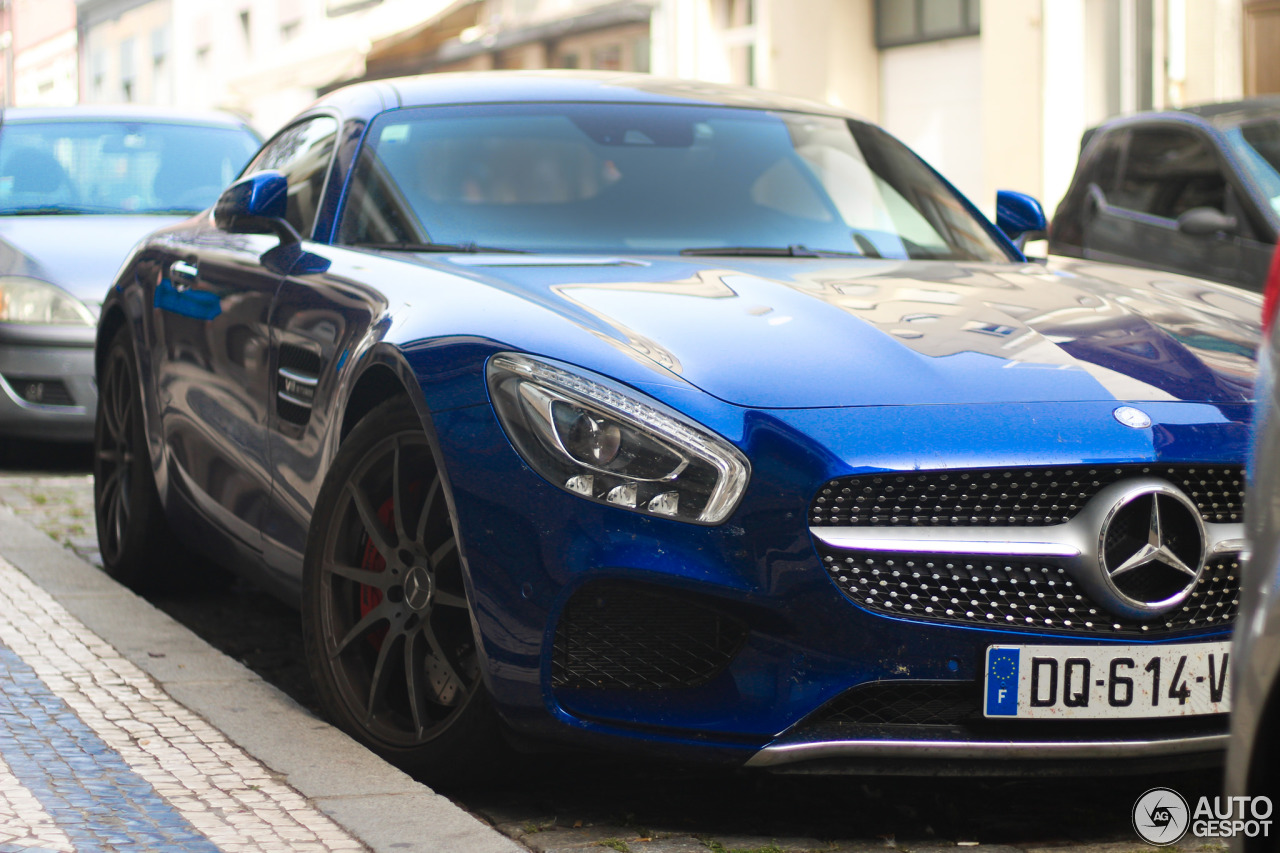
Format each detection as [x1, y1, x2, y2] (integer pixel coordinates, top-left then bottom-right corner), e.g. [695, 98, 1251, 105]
[0, 323, 96, 441]
[431, 396, 1248, 772]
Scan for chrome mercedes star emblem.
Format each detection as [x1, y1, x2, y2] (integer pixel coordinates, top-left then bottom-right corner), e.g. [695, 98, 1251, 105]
[1097, 483, 1206, 615]
[404, 566, 434, 612]
[1114, 406, 1153, 429]
[1108, 494, 1200, 580]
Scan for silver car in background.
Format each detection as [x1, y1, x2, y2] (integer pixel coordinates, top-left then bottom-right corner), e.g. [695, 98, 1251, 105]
[1228, 240, 1280, 849]
[0, 107, 259, 441]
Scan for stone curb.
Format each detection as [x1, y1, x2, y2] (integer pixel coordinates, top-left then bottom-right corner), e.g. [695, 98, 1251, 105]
[0, 503, 526, 853]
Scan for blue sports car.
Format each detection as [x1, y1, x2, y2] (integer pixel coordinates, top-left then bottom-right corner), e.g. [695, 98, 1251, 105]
[94, 72, 1259, 779]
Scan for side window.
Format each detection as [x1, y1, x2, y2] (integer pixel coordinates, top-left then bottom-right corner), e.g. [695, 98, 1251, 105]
[1087, 132, 1124, 197]
[1110, 127, 1226, 220]
[244, 116, 339, 238]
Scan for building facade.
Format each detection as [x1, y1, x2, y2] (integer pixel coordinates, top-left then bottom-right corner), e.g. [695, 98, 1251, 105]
[13, 0, 1273, 216]
[6, 0, 78, 106]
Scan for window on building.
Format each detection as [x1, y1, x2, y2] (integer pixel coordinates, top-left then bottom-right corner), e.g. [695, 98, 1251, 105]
[876, 0, 981, 48]
[280, 0, 303, 40]
[590, 44, 621, 71]
[152, 28, 167, 74]
[715, 0, 756, 85]
[633, 36, 650, 73]
[91, 51, 106, 101]
[119, 38, 135, 102]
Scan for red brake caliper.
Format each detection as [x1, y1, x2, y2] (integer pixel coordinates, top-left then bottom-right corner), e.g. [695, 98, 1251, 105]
[358, 496, 396, 649]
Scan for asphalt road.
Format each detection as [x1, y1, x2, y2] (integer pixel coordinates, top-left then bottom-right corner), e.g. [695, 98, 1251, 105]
[0, 437, 1232, 853]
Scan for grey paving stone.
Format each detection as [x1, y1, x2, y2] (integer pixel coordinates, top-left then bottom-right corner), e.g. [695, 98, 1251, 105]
[522, 826, 646, 851]
[316, 791, 526, 853]
[706, 834, 833, 851]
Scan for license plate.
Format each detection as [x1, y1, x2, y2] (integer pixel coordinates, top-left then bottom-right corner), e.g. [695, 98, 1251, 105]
[983, 641, 1231, 719]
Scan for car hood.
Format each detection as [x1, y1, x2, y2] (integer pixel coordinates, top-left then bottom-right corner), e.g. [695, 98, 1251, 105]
[0, 214, 189, 307]
[441, 255, 1259, 408]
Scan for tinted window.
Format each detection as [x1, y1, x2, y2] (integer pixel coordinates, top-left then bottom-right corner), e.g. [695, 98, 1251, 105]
[245, 116, 338, 238]
[337, 103, 1009, 262]
[0, 120, 258, 215]
[1110, 127, 1226, 219]
[1226, 118, 1280, 226]
[1088, 131, 1124, 196]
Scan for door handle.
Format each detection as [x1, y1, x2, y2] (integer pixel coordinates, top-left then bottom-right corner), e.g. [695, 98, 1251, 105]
[169, 260, 198, 291]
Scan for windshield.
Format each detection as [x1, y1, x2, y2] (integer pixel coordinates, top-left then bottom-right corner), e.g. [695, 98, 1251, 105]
[1226, 118, 1280, 226]
[337, 103, 1010, 261]
[0, 119, 260, 216]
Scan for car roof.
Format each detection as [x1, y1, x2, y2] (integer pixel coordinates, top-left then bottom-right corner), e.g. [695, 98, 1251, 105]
[0, 105, 254, 129]
[323, 70, 868, 121]
[1086, 95, 1280, 138]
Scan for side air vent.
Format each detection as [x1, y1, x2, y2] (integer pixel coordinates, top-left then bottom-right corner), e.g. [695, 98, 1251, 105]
[277, 345, 321, 426]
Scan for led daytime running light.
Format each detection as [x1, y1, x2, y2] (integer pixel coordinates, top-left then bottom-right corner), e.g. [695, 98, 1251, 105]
[489, 353, 749, 524]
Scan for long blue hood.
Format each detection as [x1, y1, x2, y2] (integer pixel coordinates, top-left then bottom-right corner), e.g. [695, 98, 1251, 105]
[0, 214, 189, 307]
[428, 254, 1260, 409]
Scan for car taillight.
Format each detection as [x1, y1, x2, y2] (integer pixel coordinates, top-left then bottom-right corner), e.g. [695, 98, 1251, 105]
[1264, 241, 1280, 334]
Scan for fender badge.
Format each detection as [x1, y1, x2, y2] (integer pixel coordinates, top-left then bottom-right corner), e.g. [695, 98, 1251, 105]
[1114, 406, 1153, 429]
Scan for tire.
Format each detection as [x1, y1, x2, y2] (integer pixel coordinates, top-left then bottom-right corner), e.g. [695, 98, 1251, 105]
[93, 326, 180, 590]
[302, 396, 502, 782]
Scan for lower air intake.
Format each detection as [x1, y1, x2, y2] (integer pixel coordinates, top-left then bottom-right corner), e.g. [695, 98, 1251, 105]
[552, 581, 747, 690]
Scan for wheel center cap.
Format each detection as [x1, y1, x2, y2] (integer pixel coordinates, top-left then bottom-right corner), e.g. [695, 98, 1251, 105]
[404, 566, 433, 612]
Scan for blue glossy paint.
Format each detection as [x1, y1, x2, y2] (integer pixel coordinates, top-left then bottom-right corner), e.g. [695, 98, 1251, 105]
[152, 277, 221, 320]
[99, 71, 1262, 768]
[213, 170, 289, 234]
[995, 189, 1048, 240]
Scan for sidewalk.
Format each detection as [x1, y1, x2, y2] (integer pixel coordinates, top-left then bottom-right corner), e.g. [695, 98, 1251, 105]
[0, 481, 525, 853]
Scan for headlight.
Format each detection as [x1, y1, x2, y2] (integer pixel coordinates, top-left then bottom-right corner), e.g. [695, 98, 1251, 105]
[0, 276, 94, 325]
[487, 353, 750, 524]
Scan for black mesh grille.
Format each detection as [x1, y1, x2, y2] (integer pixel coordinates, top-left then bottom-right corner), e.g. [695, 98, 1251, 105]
[4, 377, 75, 406]
[819, 546, 1240, 637]
[810, 465, 1243, 528]
[806, 681, 979, 726]
[789, 681, 1229, 743]
[552, 582, 747, 690]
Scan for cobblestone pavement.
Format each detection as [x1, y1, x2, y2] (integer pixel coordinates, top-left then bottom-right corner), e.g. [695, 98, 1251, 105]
[0, 462, 1239, 853]
[0, 544, 365, 850]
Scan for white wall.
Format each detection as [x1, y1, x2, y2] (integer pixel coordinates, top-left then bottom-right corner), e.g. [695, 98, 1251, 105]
[880, 37, 984, 207]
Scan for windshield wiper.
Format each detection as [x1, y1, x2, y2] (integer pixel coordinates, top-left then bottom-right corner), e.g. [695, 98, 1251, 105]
[679, 244, 865, 258]
[353, 241, 526, 254]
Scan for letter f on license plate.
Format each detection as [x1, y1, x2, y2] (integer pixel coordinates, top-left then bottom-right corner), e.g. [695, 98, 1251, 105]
[983, 641, 1230, 719]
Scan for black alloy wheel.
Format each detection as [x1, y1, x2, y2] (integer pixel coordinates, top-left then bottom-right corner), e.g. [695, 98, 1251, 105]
[93, 325, 176, 589]
[302, 396, 501, 780]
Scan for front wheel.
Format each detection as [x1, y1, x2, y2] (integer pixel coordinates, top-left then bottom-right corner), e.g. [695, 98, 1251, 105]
[302, 396, 502, 781]
[93, 325, 178, 589]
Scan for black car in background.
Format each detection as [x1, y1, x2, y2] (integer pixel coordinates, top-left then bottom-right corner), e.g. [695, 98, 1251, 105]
[1049, 97, 1280, 291]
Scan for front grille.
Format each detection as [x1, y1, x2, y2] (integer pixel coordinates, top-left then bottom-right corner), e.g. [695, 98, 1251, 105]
[807, 681, 978, 726]
[819, 546, 1239, 637]
[787, 680, 1229, 743]
[810, 465, 1243, 527]
[552, 581, 747, 690]
[4, 377, 75, 406]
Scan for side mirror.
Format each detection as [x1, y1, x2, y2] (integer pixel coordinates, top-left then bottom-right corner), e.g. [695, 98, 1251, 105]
[213, 170, 301, 244]
[995, 190, 1048, 250]
[1177, 206, 1237, 237]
